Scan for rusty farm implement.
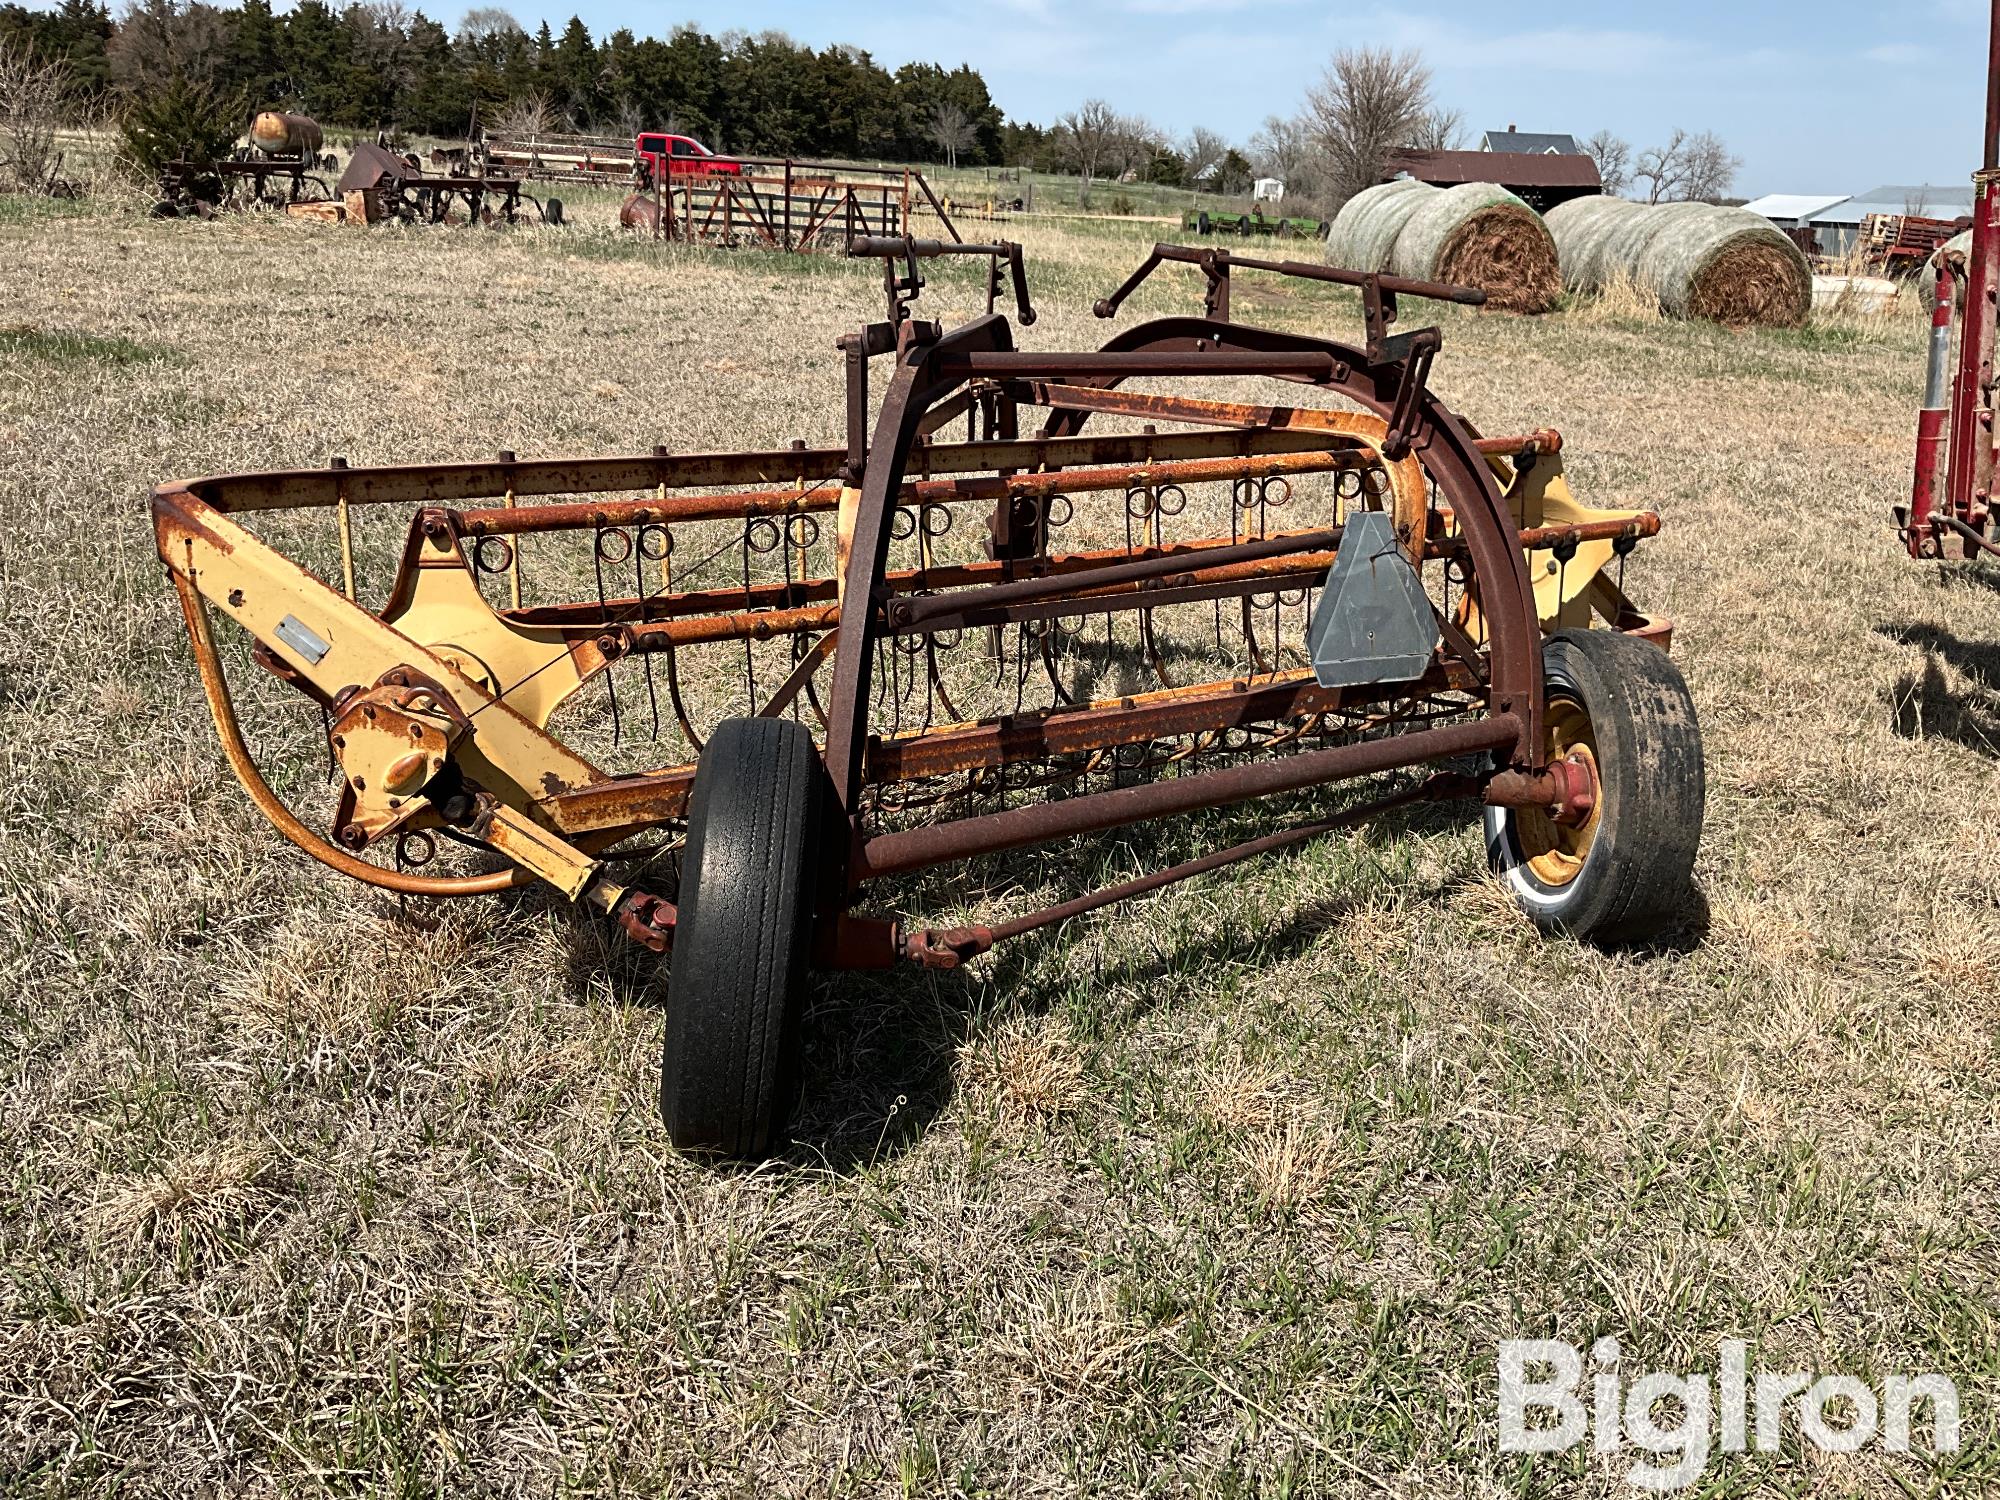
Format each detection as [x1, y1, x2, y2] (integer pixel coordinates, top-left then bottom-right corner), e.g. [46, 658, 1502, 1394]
[152, 236, 1704, 1158]
[151, 111, 338, 219]
[1903, 0, 2000, 562]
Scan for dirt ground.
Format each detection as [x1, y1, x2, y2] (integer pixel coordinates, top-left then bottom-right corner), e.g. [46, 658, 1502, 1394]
[0, 194, 1995, 1497]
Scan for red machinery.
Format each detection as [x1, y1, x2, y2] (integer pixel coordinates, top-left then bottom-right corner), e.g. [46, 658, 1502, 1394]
[1902, 0, 2000, 561]
[635, 132, 743, 181]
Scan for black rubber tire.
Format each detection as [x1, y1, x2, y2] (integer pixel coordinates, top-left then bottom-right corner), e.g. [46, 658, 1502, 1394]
[544, 196, 564, 226]
[661, 717, 825, 1158]
[1196, 211, 1210, 235]
[1483, 629, 1704, 943]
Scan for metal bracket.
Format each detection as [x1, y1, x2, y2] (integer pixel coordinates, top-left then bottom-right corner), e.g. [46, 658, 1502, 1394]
[1382, 329, 1440, 461]
[847, 235, 1036, 329]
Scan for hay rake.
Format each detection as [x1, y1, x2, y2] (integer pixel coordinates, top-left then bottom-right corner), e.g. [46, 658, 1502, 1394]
[153, 236, 1704, 1157]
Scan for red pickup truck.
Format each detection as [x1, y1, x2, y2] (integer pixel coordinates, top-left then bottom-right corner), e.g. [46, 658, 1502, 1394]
[635, 133, 742, 180]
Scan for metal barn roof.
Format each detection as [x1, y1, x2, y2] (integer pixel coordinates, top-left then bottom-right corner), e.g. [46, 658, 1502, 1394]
[1743, 193, 1850, 222]
[1806, 185, 1975, 223]
[1386, 149, 1600, 188]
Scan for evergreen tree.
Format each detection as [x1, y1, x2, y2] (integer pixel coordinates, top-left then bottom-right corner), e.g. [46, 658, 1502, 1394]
[2, 0, 1080, 159]
[402, 12, 466, 135]
[277, 0, 342, 118]
[222, 0, 281, 105]
[547, 16, 593, 125]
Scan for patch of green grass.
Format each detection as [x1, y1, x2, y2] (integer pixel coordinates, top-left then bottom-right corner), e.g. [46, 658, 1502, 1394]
[0, 323, 168, 367]
[0, 193, 96, 226]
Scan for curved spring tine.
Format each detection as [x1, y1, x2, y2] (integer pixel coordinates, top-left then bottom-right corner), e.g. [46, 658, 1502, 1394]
[653, 539, 703, 753]
[1240, 594, 1270, 677]
[663, 645, 704, 753]
[592, 523, 623, 746]
[632, 532, 661, 741]
[1040, 627, 1073, 706]
[925, 636, 962, 724]
[1138, 607, 1174, 690]
[801, 659, 831, 731]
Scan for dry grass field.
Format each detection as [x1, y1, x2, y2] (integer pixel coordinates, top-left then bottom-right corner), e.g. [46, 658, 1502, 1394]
[1, 191, 1997, 1497]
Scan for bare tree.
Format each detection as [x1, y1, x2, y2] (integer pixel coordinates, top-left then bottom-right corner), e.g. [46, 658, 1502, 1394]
[1110, 112, 1157, 184]
[1633, 129, 1688, 203]
[1634, 128, 1739, 204]
[491, 90, 553, 140]
[1681, 131, 1739, 202]
[1249, 112, 1324, 199]
[109, 0, 233, 93]
[1303, 46, 1434, 207]
[927, 101, 976, 170]
[1056, 97, 1119, 207]
[1408, 106, 1464, 152]
[1583, 129, 1631, 197]
[1182, 125, 1229, 188]
[458, 6, 522, 42]
[351, 0, 419, 104]
[0, 40, 75, 194]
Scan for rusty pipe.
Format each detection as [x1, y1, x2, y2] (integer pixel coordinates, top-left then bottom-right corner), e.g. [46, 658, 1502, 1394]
[510, 526, 1344, 629]
[903, 773, 1465, 966]
[456, 484, 839, 537]
[1473, 429, 1563, 457]
[855, 714, 1521, 880]
[453, 446, 1373, 540]
[940, 350, 1341, 381]
[889, 526, 1341, 630]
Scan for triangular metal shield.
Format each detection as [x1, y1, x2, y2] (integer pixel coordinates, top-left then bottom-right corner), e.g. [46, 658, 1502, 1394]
[1306, 509, 1441, 689]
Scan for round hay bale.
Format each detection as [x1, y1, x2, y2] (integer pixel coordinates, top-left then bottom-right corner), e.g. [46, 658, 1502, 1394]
[1548, 195, 1809, 326]
[1545, 195, 1651, 292]
[1637, 204, 1809, 325]
[1390, 181, 1559, 313]
[1326, 178, 1430, 273]
[1917, 228, 1972, 309]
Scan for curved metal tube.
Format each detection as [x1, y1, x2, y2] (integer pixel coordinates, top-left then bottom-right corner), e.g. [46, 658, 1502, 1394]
[172, 571, 532, 898]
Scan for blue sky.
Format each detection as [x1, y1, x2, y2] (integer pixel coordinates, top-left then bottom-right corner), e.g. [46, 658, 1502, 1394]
[531, 1, 1992, 196]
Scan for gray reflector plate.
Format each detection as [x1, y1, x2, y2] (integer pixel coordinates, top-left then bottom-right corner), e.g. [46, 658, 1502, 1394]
[1306, 509, 1440, 689]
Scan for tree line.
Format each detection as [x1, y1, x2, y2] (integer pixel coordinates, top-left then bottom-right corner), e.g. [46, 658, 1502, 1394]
[0, 4, 1739, 208]
[0, 0, 1024, 163]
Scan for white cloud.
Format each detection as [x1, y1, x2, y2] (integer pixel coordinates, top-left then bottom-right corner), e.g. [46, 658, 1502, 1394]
[1862, 41, 1931, 64]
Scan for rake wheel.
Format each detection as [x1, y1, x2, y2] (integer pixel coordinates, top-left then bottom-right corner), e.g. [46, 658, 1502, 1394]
[1484, 629, 1704, 943]
[660, 716, 825, 1158]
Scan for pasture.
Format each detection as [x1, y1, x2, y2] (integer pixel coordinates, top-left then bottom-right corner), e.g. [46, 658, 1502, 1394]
[0, 195, 1995, 1496]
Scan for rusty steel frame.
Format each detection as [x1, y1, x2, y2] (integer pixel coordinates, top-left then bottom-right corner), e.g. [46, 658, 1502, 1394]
[641, 162, 962, 251]
[152, 241, 1667, 968]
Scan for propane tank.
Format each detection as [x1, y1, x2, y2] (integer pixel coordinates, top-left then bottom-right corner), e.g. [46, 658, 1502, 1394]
[249, 111, 324, 158]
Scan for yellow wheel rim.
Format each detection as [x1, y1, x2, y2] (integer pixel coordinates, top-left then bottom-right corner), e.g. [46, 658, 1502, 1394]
[1515, 692, 1602, 889]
